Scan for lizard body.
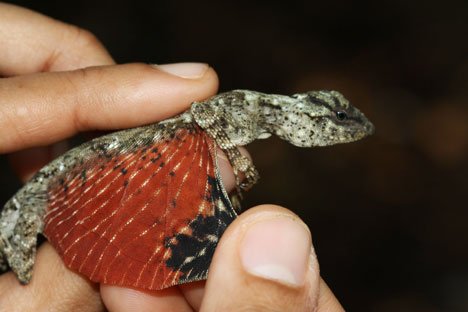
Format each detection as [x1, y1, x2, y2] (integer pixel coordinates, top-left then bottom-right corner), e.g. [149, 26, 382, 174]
[0, 89, 373, 289]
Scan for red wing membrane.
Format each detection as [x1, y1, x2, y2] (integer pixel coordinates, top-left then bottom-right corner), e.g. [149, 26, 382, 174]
[43, 126, 237, 290]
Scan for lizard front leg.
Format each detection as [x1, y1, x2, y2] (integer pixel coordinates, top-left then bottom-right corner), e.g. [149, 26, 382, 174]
[191, 102, 260, 204]
[223, 147, 259, 192]
[203, 124, 260, 201]
[215, 143, 259, 212]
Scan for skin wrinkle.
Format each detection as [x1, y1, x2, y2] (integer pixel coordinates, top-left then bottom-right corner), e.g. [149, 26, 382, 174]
[1, 76, 53, 150]
[18, 86, 62, 144]
[71, 66, 142, 131]
[26, 101, 59, 141]
[0, 100, 28, 151]
[65, 68, 99, 132]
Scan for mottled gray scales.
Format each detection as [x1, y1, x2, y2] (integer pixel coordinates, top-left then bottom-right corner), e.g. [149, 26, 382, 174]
[0, 89, 374, 285]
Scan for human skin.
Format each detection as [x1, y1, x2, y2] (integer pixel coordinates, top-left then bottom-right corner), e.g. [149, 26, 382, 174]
[0, 3, 344, 311]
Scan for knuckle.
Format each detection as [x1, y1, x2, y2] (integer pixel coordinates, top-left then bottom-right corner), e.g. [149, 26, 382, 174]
[60, 66, 104, 132]
[65, 24, 102, 51]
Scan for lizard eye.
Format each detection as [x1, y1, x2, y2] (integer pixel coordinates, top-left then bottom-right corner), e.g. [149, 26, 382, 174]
[335, 111, 348, 121]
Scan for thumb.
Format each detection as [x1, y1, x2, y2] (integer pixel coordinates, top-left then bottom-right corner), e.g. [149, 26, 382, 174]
[201, 205, 344, 311]
[200, 205, 320, 311]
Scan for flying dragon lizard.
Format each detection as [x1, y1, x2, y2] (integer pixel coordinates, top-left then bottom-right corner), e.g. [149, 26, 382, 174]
[0, 89, 374, 290]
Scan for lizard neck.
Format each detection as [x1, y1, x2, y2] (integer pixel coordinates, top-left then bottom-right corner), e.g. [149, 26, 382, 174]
[253, 93, 297, 132]
[237, 91, 326, 147]
[240, 91, 305, 139]
[221, 90, 295, 145]
[192, 90, 300, 146]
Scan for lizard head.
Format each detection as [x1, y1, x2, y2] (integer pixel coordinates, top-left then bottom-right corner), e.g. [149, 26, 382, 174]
[273, 90, 374, 147]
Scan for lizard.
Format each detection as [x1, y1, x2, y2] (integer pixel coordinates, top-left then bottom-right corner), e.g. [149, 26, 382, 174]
[0, 89, 374, 290]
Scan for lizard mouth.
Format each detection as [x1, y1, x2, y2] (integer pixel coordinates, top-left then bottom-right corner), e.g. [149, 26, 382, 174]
[339, 122, 375, 143]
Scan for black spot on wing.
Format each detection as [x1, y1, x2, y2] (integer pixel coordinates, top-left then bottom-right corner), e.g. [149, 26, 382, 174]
[164, 175, 237, 282]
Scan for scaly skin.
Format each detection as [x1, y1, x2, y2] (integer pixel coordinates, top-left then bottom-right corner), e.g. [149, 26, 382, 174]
[0, 89, 374, 285]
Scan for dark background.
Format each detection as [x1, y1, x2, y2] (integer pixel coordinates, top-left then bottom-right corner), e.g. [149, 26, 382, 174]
[1, 1, 467, 311]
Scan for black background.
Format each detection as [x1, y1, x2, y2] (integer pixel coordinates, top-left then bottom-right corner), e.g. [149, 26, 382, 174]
[1, 1, 467, 311]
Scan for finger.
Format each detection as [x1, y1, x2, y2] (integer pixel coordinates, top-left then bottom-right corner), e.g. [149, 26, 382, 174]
[179, 281, 205, 311]
[100, 285, 193, 312]
[0, 243, 103, 312]
[0, 2, 113, 75]
[1, 3, 114, 180]
[0, 62, 219, 153]
[99, 151, 248, 312]
[199, 205, 320, 312]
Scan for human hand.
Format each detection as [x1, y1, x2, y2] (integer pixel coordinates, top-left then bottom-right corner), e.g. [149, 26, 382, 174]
[0, 3, 343, 311]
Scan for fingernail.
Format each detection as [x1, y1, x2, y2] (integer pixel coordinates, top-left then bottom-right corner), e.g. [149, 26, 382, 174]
[155, 62, 209, 79]
[240, 216, 311, 286]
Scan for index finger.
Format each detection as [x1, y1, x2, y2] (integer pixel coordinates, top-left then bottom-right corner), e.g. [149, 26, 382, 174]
[0, 63, 218, 153]
[0, 2, 114, 75]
